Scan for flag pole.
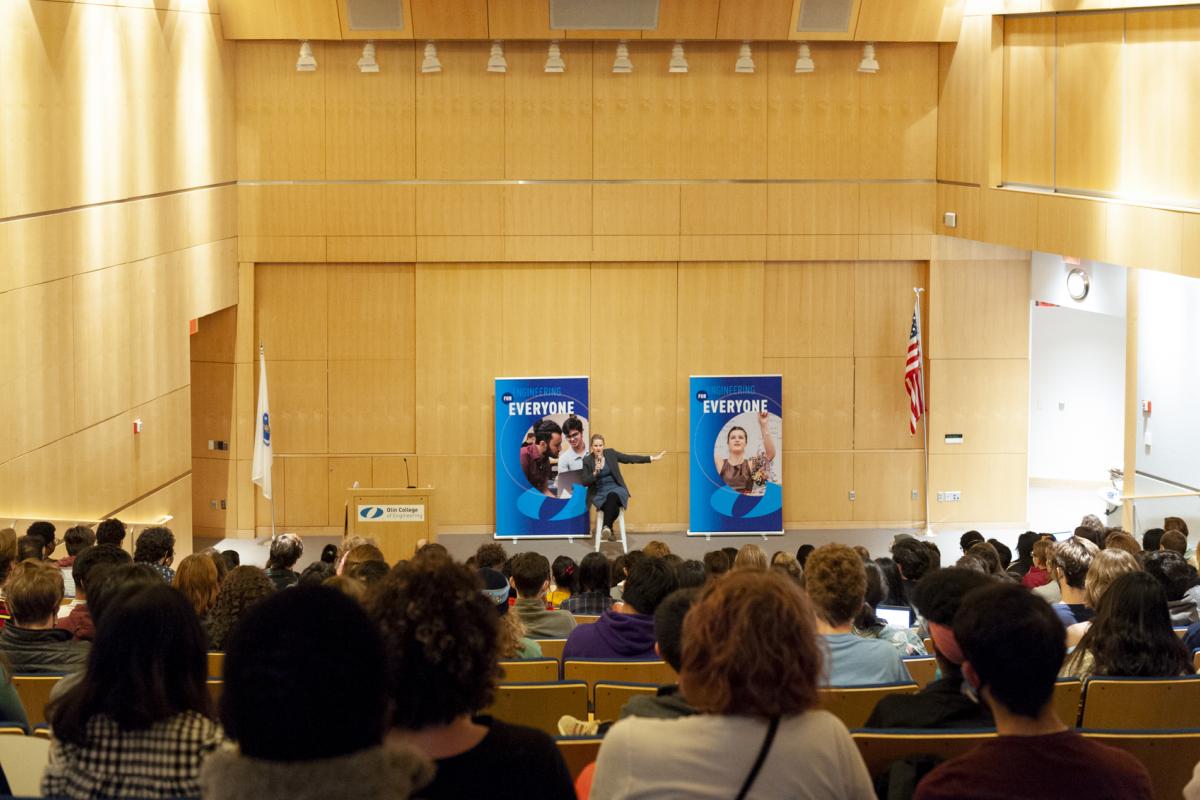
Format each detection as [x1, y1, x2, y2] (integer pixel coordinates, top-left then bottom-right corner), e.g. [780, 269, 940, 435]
[262, 341, 276, 544]
[914, 288, 933, 540]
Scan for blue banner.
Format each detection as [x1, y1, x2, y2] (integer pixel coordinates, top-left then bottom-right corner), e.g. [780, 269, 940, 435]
[495, 377, 591, 538]
[688, 375, 784, 535]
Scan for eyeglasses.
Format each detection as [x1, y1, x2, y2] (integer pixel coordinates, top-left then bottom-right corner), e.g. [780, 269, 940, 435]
[567, 431, 583, 439]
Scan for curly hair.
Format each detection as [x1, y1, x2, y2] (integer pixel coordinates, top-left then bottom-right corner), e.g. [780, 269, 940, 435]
[133, 526, 175, 564]
[475, 543, 507, 570]
[369, 553, 500, 729]
[266, 533, 304, 570]
[804, 543, 867, 625]
[497, 612, 529, 660]
[206, 566, 275, 650]
[173, 554, 220, 617]
[680, 570, 821, 716]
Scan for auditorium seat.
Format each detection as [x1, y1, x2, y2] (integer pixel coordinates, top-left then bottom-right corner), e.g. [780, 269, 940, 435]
[12, 675, 62, 728]
[852, 730, 998, 780]
[207, 678, 224, 709]
[573, 615, 601, 626]
[562, 659, 676, 703]
[537, 639, 567, 660]
[1192, 649, 1200, 672]
[499, 658, 559, 683]
[0, 734, 50, 796]
[594, 681, 658, 721]
[1081, 730, 1200, 800]
[903, 656, 937, 688]
[1053, 678, 1084, 727]
[207, 651, 225, 679]
[0, 725, 25, 737]
[819, 683, 918, 729]
[556, 736, 603, 780]
[1080, 677, 1200, 730]
[484, 681, 589, 736]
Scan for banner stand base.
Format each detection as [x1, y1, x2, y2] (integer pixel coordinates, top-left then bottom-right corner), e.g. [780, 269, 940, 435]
[686, 530, 785, 538]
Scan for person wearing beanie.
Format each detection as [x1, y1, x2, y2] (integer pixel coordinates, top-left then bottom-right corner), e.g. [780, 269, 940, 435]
[201, 587, 432, 800]
[478, 568, 542, 660]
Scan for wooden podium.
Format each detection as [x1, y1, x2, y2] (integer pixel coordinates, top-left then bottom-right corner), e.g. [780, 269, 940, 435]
[344, 487, 435, 565]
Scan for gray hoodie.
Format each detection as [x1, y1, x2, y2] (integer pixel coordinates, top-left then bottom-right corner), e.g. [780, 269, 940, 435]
[200, 744, 433, 800]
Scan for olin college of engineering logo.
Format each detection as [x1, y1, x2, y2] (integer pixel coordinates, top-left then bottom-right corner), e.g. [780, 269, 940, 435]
[358, 506, 385, 520]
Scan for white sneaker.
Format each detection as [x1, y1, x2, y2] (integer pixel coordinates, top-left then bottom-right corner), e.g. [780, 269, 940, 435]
[602, 526, 613, 541]
[558, 714, 600, 736]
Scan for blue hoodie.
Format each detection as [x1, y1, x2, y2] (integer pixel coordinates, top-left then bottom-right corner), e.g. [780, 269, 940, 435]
[562, 609, 657, 660]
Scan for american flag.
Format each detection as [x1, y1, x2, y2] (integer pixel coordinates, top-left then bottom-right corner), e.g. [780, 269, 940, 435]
[905, 299, 925, 435]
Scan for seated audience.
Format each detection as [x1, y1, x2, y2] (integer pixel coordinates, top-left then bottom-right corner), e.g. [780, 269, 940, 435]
[206, 549, 228, 585]
[702, 549, 731, 581]
[914, 583, 1153, 800]
[1048, 537, 1097, 625]
[341, 543, 386, 577]
[965, 542, 1009, 580]
[58, 526, 95, 598]
[1021, 539, 1052, 589]
[1142, 527, 1165, 553]
[590, 571, 875, 799]
[1065, 549, 1140, 649]
[173, 553, 220, 627]
[959, 530, 984, 553]
[643, 540, 671, 559]
[27, 520, 58, 560]
[133, 526, 176, 583]
[890, 537, 934, 608]
[853, 544, 871, 562]
[43, 581, 224, 799]
[220, 550, 240, 571]
[478, 568, 541, 660]
[511, 553, 576, 638]
[0, 561, 89, 673]
[987, 539, 1012, 571]
[796, 543, 815, 568]
[876, 557, 906, 606]
[323, 575, 366, 603]
[206, 566, 275, 650]
[371, 553, 574, 800]
[58, 545, 132, 641]
[264, 533, 304, 590]
[95, 518, 126, 549]
[1143, 550, 1200, 625]
[548, 555, 577, 608]
[0, 528, 17, 623]
[1162, 530, 1188, 556]
[675, 559, 706, 588]
[1007, 531, 1039, 578]
[349, 559, 389, 588]
[561, 552, 614, 615]
[771, 551, 803, 580]
[1072, 524, 1105, 551]
[319, 543, 338, 565]
[806, 544, 909, 686]
[297, 560, 335, 587]
[475, 543, 507, 571]
[866, 568, 993, 730]
[18, 534, 47, 562]
[1105, 531, 1142, 558]
[853, 561, 925, 656]
[955, 554, 988, 574]
[202, 587, 431, 800]
[1062, 571, 1193, 681]
[733, 543, 767, 571]
[721, 545, 739, 566]
[563, 557, 678, 660]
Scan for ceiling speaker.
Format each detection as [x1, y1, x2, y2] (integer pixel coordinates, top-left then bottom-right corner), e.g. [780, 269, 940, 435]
[549, 0, 659, 30]
[346, 0, 405, 31]
[796, 0, 855, 33]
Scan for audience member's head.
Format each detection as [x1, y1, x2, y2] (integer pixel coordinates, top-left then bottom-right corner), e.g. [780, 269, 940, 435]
[1080, 514, 1106, 535]
[733, 543, 767, 572]
[675, 559, 706, 589]
[987, 539, 1012, 570]
[1142, 528, 1166, 553]
[266, 533, 304, 572]
[477, 568, 511, 615]
[622, 557, 679, 616]
[1014, 531, 1039, 565]
[921, 540, 942, 570]
[721, 546, 739, 566]
[173, 553, 220, 618]
[771, 551, 802, 580]
[7, 560, 64, 627]
[298, 560, 335, 587]
[46, 581, 209, 746]
[342, 544, 386, 576]
[1073, 525, 1105, 551]
[643, 540, 671, 559]
[371, 555, 499, 730]
[1050, 537, 1096, 590]
[551, 555, 578, 594]
[955, 555, 988, 574]
[26, 521, 56, 558]
[702, 550, 731, 580]
[1084, 549, 1141, 609]
[1105, 532, 1141, 557]
[1165, 517, 1190, 538]
[576, 552, 610, 595]
[960, 530, 984, 553]
[852, 545, 871, 563]
[95, 518, 126, 548]
[911, 567, 991, 673]
[804, 544, 867, 627]
[319, 543, 339, 564]
[955, 583, 1064, 720]
[891, 537, 934, 584]
[349, 560, 389, 588]
[661, 553, 683, 568]
[510, 552, 550, 599]
[1161, 530, 1188, 555]
[874, 557, 905, 606]
[1031, 538, 1052, 568]
[609, 555, 627, 587]
[63, 526, 95, 557]
[795, 544, 815, 569]
[17, 535, 46, 562]
[0, 529, 16, 584]
[653, 588, 700, 672]
[415, 542, 448, 560]
[680, 571, 820, 717]
[966, 541, 1005, 578]
[475, 543, 508, 571]
[206, 550, 228, 585]
[323, 575, 366, 603]
[220, 550, 240, 572]
[1142, 550, 1195, 602]
[1068, 571, 1193, 678]
[133, 526, 175, 565]
[207, 566, 276, 650]
[87, 564, 168, 626]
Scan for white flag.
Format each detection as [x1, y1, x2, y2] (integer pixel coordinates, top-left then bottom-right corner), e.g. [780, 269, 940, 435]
[251, 346, 272, 500]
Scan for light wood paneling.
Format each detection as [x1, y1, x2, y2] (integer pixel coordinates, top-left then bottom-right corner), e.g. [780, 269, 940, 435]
[75, 413, 135, 520]
[763, 261, 855, 357]
[282, 456, 329, 526]
[220, 0, 342, 39]
[410, 0, 489, 38]
[415, 185, 505, 236]
[678, 43, 768, 179]
[853, 450, 925, 522]
[133, 387, 191, 498]
[589, 263, 677, 453]
[928, 359, 1029, 454]
[766, 184, 860, 236]
[592, 185, 681, 236]
[192, 456, 236, 533]
[325, 186, 416, 237]
[1002, 15, 1054, 187]
[328, 456, 373, 526]
[621, 452, 680, 526]
[766, 358, 853, 451]
[593, 42, 682, 179]
[858, 44, 939, 180]
[261, 360, 328, 454]
[239, 185, 328, 238]
[980, 188, 1039, 251]
[415, 264, 504, 454]
[855, 357, 924, 450]
[853, 261, 926, 357]
[0, 437, 82, 521]
[415, 43, 505, 179]
[1035, 194, 1107, 263]
[936, 183, 981, 240]
[1106, 203, 1183, 274]
[189, 305, 237, 366]
[120, 475, 194, 557]
[487, 0, 558, 39]
[499, 263, 591, 376]
[929, 257, 1028, 359]
[327, 264, 416, 359]
[680, 185, 768, 235]
[765, 235, 860, 261]
[324, 42, 416, 179]
[716, 0, 794, 39]
[73, 266, 132, 429]
[929, 453, 1027, 523]
[652, 0, 721, 39]
[327, 237, 418, 263]
[130, 252, 190, 406]
[1055, 13, 1123, 194]
[255, 264, 329, 360]
[328, 360, 417, 453]
[504, 185, 592, 236]
[1183, 215, 1200, 280]
[766, 42, 859, 179]
[417, 455, 493, 528]
[372, 455, 419, 489]
[856, 0, 963, 42]
[783, 452, 854, 522]
[236, 40, 326, 180]
[190, 362, 236, 459]
[1123, 9, 1200, 205]
[504, 42, 593, 179]
[859, 184, 936, 234]
[937, 14, 987, 185]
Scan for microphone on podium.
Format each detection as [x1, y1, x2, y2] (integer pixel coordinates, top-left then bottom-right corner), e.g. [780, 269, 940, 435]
[403, 457, 416, 489]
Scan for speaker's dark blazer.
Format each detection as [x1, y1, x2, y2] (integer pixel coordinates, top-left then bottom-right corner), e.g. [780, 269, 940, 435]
[580, 448, 650, 505]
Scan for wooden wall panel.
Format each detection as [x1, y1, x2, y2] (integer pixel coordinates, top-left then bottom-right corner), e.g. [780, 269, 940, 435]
[681, 185, 768, 235]
[282, 456, 329, 526]
[929, 453, 1026, 523]
[928, 359, 1028, 454]
[133, 387, 191, 498]
[853, 261, 927, 357]
[254, 264, 329, 360]
[415, 43, 505, 179]
[854, 357, 924, 450]
[261, 360, 328, 454]
[324, 42, 416, 179]
[418, 455, 493, 527]
[415, 185, 505, 236]
[239, 185, 328, 238]
[1106, 203, 1183, 274]
[504, 42, 593, 179]
[130, 252, 190, 406]
[783, 452, 854, 522]
[678, 44, 768, 179]
[592, 185, 681, 236]
[853, 451, 925, 522]
[716, 0, 794, 39]
[763, 262, 855, 357]
[121, 475, 194, 557]
[327, 264, 415, 359]
[504, 185, 592, 236]
[653, 0, 721, 39]
[1055, 13, 1123, 194]
[410, 0, 489, 38]
[1002, 15, 1054, 187]
[623, 453, 680, 526]
[592, 43, 682, 179]
[929, 257, 1028, 359]
[859, 184, 936, 234]
[328, 360, 416, 453]
[328, 456, 372, 525]
[766, 43, 859, 179]
[73, 266, 132, 429]
[766, 358, 854, 451]
[500, 263, 591, 376]
[236, 40, 326, 180]
[190, 362, 235, 459]
[937, 14, 987, 185]
[487, 0, 558, 39]
[75, 414, 136, 520]
[858, 44, 939, 179]
[766, 184, 860, 236]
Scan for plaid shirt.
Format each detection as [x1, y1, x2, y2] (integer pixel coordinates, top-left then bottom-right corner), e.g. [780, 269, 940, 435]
[560, 590, 614, 616]
[43, 711, 225, 799]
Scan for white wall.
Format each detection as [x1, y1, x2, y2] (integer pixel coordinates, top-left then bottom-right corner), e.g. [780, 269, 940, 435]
[1030, 251, 1127, 316]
